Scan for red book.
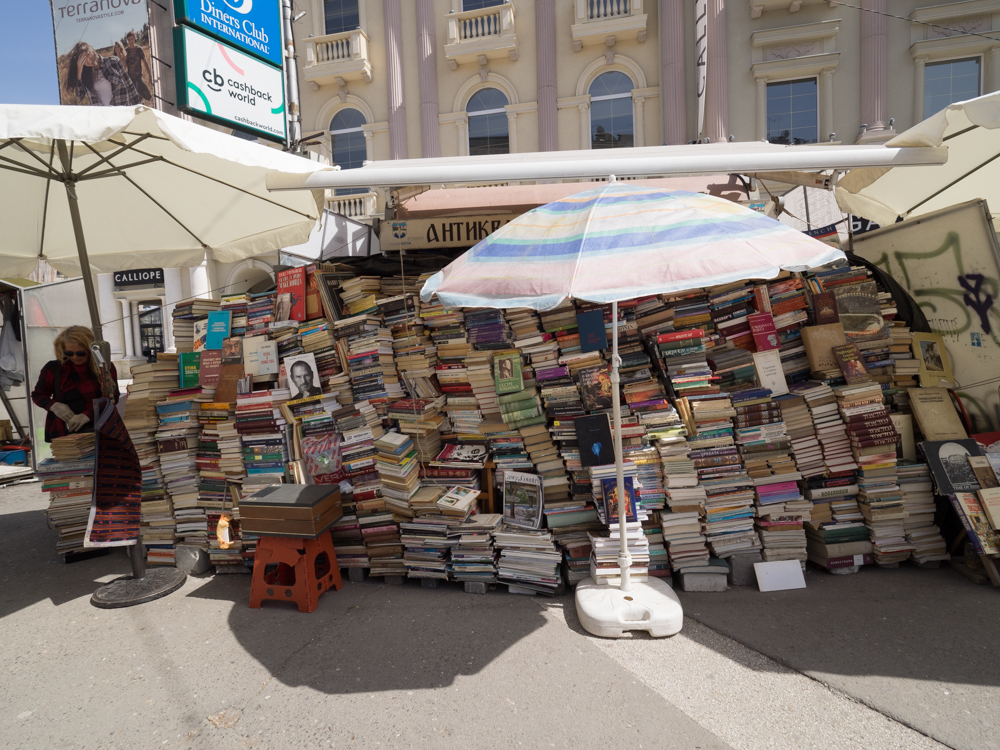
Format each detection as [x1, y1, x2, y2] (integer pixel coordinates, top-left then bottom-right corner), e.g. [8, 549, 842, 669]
[657, 329, 704, 343]
[753, 285, 772, 313]
[748, 312, 780, 351]
[276, 267, 307, 321]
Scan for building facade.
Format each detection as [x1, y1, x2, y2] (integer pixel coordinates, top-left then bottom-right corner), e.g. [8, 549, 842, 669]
[296, 0, 1000, 220]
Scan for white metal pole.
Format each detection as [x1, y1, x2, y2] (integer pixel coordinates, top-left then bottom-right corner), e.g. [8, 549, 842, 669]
[281, 0, 303, 153]
[611, 300, 632, 592]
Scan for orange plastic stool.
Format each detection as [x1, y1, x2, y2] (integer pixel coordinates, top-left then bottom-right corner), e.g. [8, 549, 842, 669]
[249, 533, 344, 613]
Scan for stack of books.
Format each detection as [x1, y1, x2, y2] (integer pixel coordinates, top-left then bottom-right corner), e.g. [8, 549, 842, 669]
[40, 434, 96, 556]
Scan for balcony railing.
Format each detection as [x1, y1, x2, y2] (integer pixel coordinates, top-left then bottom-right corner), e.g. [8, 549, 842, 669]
[303, 29, 372, 86]
[444, 3, 518, 67]
[572, 0, 646, 50]
[326, 191, 378, 221]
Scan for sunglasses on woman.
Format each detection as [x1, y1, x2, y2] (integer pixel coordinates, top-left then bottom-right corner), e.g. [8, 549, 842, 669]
[64, 350, 89, 358]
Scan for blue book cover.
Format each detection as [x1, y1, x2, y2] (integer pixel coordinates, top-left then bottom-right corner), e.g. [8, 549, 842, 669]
[577, 309, 608, 353]
[205, 311, 232, 350]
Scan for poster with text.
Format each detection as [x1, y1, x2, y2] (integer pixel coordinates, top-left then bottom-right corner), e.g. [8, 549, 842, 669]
[50, 0, 154, 107]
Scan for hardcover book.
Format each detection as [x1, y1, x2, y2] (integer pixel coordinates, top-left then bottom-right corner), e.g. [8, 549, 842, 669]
[503, 471, 543, 529]
[812, 292, 840, 324]
[922, 439, 983, 495]
[831, 281, 886, 342]
[601, 476, 637, 524]
[576, 309, 609, 353]
[578, 365, 613, 411]
[748, 312, 780, 351]
[801, 323, 848, 376]
[198, 349, 222, 388]
[205, 310, 232, 350]
[832, 343, 873, 384]
[276, 267, 307, 321]
[575, 413, 615, 468]
[192, 318, 208, 352]
[908, 387, 968, 441]
[493, 351, 523, 395]
[952, 492, 1000, 555]
[179, 352, 200, 389]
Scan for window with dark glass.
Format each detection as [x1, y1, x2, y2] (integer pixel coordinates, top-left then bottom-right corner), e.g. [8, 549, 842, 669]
[325, 0, 360, 35]
[924, 58, 980, 119]
[589, 71, 634, 149]
[138, 302, 164, 358]
[766, 78, 818, 145]
[330, 108, 367, 195]
[463, 0, 505, 10]
[467, 88, 510, 156]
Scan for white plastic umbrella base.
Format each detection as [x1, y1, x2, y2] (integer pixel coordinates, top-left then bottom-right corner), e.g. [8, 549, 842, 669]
[575, 576, 683, 639]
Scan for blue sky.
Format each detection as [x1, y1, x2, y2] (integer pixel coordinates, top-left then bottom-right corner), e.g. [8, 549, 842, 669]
[0, 2, 60, 104]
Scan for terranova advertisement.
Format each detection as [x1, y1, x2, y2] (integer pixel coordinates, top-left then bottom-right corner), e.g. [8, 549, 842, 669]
[174, 0, 283, 67]
[49, 0, 154, 107]
[174, 25, 286, 142]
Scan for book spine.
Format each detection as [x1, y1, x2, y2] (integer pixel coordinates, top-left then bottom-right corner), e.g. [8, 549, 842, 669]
[950, 495, 983, 555]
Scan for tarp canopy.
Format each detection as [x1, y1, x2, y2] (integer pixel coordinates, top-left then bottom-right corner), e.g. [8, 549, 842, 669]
[0, 104, 328, 278]
[836, 91, 1000, 228]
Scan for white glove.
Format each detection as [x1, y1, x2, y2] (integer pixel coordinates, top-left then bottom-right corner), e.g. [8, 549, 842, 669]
[66, 413, 91, 433]
[50, 402, 75, 425]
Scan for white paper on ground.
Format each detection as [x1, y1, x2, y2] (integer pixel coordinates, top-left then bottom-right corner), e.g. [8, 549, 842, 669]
[754, 560, 806, 592]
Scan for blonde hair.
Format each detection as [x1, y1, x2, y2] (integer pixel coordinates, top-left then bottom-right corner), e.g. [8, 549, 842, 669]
[114, 41, 127, 60]
[54, 326, 100, 378]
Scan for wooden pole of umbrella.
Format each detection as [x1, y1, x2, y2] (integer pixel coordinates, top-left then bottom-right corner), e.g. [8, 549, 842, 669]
[54, 139, 186, 607]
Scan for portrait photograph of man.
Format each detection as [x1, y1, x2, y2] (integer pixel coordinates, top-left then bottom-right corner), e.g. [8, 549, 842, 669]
[285, 353, 322, 399]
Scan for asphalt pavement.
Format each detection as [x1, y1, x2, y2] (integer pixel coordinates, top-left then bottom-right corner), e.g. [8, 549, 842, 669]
[0, 481, 992, 750]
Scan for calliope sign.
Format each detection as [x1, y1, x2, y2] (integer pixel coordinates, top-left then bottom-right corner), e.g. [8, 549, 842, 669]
[114, 268, 164, 288]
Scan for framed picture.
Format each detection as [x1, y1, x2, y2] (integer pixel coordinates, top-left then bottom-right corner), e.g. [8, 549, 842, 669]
[911, 332, 954, 387]
[503, 471, 543, 529]
[314, 272, 344, 322]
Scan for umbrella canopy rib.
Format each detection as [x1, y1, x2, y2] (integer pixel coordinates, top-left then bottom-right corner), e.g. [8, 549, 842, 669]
[12, 141, 62, 176]
[905, 148, 1000, 217]
[74, 133, 153, 178]
[38, 147, 56, 258]
[79, 155, 164, 180]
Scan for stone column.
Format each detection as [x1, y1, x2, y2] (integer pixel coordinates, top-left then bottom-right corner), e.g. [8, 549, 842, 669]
[96, 272, 122, 357]
[363, 129, 375, 161]
[506, 110, 519, 153]
[383, 0, 408, 159]
[756, 77, 767, 141]
[989, 47, 1000, 93]
[633, 96, 645, 147]
[456, 117, 468, 156]
[129, 301, 142, 358]
[705, 0, 728, 142]
[119, 299, 134, 359]
[416, 0, 441, 158]
[660, 0, 686, 144]
[821, 69, 835, 141]
[913, 55, 927, 125]
[535, 0, 558, 151]
[190, 260, 212, 300]
[579, 102, 591, 149]
[860, 0, 887, 131]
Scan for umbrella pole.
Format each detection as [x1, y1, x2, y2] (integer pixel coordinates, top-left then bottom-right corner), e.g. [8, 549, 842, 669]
[611, 301, 632, 592]
[57, 142, 186, 603]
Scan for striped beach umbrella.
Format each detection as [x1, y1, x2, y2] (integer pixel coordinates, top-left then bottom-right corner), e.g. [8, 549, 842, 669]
[420, 183, 844, 310]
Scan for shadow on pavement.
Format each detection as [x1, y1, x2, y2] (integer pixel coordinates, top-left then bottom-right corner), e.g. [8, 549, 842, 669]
[187, 573, 550, 694]
[676, 564, 1000, 689]
[0, 508, 132, 620]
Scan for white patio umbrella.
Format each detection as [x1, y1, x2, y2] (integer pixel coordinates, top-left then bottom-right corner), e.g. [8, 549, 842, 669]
[0, 104, 328, 343]
[836, 91, 1000, 228]
[0, 104, 329, 606]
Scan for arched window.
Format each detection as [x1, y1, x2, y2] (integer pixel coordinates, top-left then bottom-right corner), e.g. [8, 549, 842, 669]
[589, 71, 634, 149]
[467, 88, 510, 156]
[463, 0, 505, 9]
[330, 108, 367, 195]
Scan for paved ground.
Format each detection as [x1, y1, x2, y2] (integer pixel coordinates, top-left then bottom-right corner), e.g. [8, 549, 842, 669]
[0, 481, 991, 750]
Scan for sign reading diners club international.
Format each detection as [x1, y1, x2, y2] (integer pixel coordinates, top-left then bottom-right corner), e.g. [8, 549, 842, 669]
[114, 268, 164, 289]
[379, 215, 518, 251]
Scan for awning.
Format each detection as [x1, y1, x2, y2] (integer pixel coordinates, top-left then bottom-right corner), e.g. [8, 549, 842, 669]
[836, 91, 1000, 228]
[396, 175, 749, 219]
[266, 141, 947, 193]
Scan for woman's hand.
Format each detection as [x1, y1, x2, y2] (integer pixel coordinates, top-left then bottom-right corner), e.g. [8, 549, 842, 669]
[50, 402, 75, 425]
[66, 413, 91, 433]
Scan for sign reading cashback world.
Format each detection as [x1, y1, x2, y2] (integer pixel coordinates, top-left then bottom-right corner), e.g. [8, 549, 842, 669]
[174, 25, 286, 142]
[174, 0, 282, 67]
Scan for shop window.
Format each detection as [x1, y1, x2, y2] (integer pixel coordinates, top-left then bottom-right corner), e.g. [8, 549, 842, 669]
[330, 108, 367, 195]
[467, 88, 510, 156]
[324, 0, 360, 36]
[463, 0, 505, 10]
[766, 78, 818, 145]
[138, 302, 164, 358]
[924, 58, 980, 119]
[589, 71, 634, 149]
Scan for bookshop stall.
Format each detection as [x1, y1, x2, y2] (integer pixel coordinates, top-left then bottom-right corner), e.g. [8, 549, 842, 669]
[34, 179, 1000, 597]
